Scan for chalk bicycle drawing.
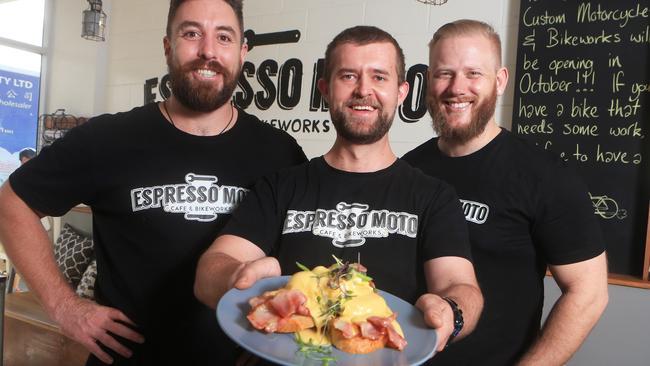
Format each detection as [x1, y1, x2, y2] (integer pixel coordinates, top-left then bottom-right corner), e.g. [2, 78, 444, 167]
[589, 192, 627, 220]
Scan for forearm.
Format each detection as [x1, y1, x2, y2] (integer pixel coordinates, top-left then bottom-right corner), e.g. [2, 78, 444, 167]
[194, 251, 243, 309]
[518, 282, 608, 365]
[0, 183, 77, 315]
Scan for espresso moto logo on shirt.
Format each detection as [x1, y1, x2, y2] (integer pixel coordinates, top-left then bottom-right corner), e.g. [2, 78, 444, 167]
[282, 202, 418, 247]
[130, 173, 249, 222]
[460, 199, 490, 224]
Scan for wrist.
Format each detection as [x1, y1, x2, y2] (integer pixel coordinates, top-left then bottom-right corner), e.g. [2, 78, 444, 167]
[48, 289, 79, 322]
[442, 296, 464, 347]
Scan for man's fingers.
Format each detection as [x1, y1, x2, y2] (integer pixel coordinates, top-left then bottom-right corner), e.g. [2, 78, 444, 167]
[415, 293, 435, 311]
[416, 294, 448, 329]
[233, 261, 256, 289]
[427, 310, 445, 329]
[257, 256, 281, 278]
[234, 257, 281, 289]
[233, 271, 255, 289]
[110, 309, 139, 327]
[105, 319, 145, 344]
[416, 295, 450, 351]
[86, 340, 114, 364]
[96, 331, 133, 359]
[436, 336, 448, 352]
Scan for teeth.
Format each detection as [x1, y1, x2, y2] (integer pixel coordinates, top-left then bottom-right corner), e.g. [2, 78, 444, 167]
[351, 105, 374, 111]
[448, 102, 470, 109]
[197, 69, 217, 77]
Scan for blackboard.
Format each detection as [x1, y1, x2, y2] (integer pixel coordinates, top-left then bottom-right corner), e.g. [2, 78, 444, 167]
[512, 0, 650, 277]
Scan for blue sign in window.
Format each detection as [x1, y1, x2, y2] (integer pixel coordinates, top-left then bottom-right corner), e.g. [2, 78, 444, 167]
[0, 68, 40, 184]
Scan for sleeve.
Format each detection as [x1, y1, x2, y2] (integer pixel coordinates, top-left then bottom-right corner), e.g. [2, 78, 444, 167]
[259, 122, 308, 170]
[9, 122, 98, 216]
[532, 163, 606, 265]
[418, 180, 473, 262]
[219, 172, 287, 255]
[287, 136, 308, 165]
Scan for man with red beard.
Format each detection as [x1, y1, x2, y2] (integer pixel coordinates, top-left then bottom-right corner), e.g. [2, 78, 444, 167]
[403, 19, 608, 366]
[0, 1, 306, 365]
[194, 25, 484, 361]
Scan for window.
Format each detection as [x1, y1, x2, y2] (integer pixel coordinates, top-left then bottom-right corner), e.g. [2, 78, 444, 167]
[0, 0, 47, 185]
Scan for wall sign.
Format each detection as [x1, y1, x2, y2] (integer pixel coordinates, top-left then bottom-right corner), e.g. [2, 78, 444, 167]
[0, 68, 40, 185]
[512, 0, 650, 276]
[143, 28, 430, 137]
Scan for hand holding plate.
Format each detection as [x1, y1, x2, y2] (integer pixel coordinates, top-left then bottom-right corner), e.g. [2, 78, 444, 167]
[415, 293, 454, 352]
[230, 256, 281, 290]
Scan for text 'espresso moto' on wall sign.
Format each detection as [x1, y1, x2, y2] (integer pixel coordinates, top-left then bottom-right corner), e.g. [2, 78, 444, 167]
[512, 0, 650, 276]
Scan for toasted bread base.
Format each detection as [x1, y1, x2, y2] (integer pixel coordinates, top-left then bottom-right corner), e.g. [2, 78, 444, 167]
[275, 315, 315, 333]
[330, 326, 387, 354]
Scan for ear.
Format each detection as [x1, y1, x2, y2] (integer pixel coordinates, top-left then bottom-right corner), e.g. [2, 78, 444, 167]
[495, 67, 508, 96]
[163, 36, 171, 57]
[239, 42, 248, 66]
[397, 81, 410, 106]
[317, 78, 330, 103]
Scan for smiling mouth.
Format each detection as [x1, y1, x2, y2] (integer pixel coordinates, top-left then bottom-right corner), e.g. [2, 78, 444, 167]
[445, 101, 472, 111]
[350, 105, 376, 111]
[196, 68, 218, 78]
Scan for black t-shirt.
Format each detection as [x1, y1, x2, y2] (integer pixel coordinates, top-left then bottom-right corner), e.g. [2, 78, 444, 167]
[10, 102, 307, 365]
[403, 128, 605, 366]
[222, 157, 472, 304]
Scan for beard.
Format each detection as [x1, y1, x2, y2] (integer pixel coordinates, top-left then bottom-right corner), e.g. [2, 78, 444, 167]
[167, 58, 239, 112]
[330, 97, 394, 145]
[428, 87, 497, 144]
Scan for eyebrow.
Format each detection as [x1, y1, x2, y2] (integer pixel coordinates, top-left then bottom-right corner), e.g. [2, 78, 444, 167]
[336, 67, 391, 76]
[177, 21, 237, 35]
[372, 68, 391, 76]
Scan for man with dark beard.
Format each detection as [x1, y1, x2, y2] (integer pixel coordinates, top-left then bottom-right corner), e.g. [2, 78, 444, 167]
[194, 25, 484, 360]
[0, 1, 306, 365]
[403, 19, 608, 366]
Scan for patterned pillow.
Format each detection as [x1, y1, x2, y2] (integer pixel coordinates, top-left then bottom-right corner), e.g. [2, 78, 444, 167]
[53, 223, 94, 287]
[75, 259, 97, 299]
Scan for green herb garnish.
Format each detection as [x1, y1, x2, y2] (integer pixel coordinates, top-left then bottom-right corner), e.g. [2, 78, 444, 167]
[328, 255, 372, 289]
[295, 333, 336, 365]
[296, 261, 311, 272]
[291, 256, 375, 365]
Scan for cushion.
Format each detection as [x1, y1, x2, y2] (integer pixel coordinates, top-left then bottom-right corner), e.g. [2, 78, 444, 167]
[75, 259, 97, 299]
[53, 223, 94, 287]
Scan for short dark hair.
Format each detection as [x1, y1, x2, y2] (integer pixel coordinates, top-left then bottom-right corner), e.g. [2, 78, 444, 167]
[19, 148, 36, 161]
[166, 0, 244, 43]
[323, 26, 406, 84]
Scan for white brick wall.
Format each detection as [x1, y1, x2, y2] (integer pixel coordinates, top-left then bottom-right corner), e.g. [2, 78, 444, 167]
[49, 0, 520, 157]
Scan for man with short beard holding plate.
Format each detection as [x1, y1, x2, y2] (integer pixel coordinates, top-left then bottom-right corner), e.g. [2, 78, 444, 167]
[403, 19, 608, 366]
[195, 25, 483, 358]
[0, 1, 306, 365]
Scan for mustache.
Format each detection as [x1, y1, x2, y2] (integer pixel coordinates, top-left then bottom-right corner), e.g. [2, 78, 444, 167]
[438, 95, 474, 103]
[345, 97, 381, 109]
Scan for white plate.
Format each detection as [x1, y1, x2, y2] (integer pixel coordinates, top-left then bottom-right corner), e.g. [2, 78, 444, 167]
[217, 276, 437, 366]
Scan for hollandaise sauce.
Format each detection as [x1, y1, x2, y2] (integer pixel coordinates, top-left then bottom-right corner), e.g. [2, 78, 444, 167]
[338, 276, 404, 336]
[285, 263, 403, 339]
[286, 266, 333, 345]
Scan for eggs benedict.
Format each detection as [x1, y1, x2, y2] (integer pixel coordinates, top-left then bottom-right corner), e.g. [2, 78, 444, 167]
[246, 257, 407, 354]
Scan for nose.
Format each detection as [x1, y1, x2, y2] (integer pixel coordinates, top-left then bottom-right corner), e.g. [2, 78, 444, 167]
[354, 74, 373, 98]
[448, 75, 468, 96]
[198, 37, 217, 60]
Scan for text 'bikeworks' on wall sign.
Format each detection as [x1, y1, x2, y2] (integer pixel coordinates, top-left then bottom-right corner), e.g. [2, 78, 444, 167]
[512, 0, 650, 276]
